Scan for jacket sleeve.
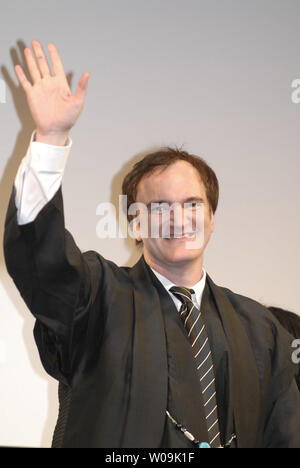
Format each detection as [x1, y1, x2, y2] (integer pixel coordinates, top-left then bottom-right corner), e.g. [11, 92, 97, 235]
[3, 184, 104, 385]
[263, 378, 300, 448]
[262, 323, 300, 448]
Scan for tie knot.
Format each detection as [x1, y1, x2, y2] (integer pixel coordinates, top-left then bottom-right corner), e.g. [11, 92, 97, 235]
[169, 286, 195, 305]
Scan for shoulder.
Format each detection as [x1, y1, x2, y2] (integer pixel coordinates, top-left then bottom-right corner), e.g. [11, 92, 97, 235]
[219, 285, 297, 345]
[219, 284, 299, 395]
[219, 285, 295, 349]
[219, 285, 278, 331]
[82, 250, 132, 279]
[219, 284, 297, 380]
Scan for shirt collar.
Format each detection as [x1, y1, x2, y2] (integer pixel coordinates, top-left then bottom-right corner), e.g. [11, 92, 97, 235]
[150, 266, 207, 310]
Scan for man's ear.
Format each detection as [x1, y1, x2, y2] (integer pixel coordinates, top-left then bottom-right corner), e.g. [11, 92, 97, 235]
[135, 222, 142, 242]
[129, 215, 143, 242]
[129, 204, 149, 242]
[133, 215, 143, 246]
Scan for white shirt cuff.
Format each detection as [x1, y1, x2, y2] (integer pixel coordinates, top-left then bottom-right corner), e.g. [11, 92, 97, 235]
[14, 131, 72, 225]
[29, 130, 72, 172]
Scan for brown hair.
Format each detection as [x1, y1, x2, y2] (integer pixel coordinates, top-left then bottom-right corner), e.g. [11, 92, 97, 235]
[122, 146, 219, 243]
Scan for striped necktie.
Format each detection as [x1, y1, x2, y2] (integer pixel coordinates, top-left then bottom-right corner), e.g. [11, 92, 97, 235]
[169, 286, 221, 448]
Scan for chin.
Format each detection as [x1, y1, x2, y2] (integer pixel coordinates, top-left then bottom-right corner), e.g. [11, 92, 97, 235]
[159, 238, 202, 264]
[143, 236, 206, 266]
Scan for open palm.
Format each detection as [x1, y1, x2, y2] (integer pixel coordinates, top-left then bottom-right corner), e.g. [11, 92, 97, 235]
[15, 40, 90, 143]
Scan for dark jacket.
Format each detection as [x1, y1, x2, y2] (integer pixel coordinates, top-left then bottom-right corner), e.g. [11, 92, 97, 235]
[4, 186, 300, 448]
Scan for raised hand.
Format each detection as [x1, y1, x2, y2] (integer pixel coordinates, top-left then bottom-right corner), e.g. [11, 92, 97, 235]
[15, 40, 90, 145]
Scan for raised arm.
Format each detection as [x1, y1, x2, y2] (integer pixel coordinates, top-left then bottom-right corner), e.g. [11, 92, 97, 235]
[4, 41, 103, 385]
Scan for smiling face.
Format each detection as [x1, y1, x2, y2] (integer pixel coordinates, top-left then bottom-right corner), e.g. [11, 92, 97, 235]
[135, 160, 215, 270]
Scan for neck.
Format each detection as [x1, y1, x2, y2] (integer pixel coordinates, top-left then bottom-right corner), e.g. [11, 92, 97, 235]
[144, 252, 204, 287]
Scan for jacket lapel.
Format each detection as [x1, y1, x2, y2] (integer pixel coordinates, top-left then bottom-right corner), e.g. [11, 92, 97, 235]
[206, 274, 261, 448]
[121, 255, 168, 447]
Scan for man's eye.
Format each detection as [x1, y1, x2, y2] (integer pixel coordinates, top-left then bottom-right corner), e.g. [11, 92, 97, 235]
[185, 202, 203, 210]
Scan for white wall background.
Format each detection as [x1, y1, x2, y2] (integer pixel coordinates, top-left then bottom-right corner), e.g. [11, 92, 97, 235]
[0, 0, 299, 448]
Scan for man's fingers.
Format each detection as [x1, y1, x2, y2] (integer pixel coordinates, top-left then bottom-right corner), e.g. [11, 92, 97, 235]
[75, 72, 90, 101]
[31, 40, 51, 77]
[24, 47, 41, 84]
[14, 64, 32, 92]
[47, 43, 66, 78]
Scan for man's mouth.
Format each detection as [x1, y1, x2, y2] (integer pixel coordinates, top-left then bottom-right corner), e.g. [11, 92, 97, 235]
[165, 232, 196, 239]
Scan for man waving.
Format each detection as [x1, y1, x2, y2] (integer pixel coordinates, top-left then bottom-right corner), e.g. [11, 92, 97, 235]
[4, 40, 300, 448]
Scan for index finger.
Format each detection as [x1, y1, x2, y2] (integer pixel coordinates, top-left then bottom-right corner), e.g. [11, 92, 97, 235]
[47, 43, 66, 77]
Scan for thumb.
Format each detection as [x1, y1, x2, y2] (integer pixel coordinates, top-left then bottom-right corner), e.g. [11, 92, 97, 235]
[75, 72, 90, 101]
